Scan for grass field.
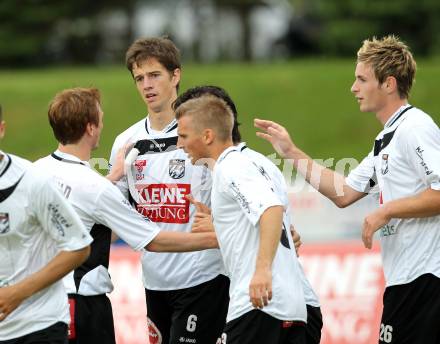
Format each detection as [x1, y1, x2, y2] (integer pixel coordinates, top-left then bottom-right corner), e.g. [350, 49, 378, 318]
[1, 58, 439, 171]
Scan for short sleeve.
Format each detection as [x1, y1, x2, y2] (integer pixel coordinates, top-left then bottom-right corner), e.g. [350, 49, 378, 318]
[31, 175, 92, 251]
[403, 123, 440, 190]
[220, 158, 283, 226]
[346, 150, 377, 193]
[95, 183, 160, 250]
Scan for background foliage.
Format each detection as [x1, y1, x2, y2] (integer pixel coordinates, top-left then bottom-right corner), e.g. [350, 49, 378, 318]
[1, 59, 439, 172]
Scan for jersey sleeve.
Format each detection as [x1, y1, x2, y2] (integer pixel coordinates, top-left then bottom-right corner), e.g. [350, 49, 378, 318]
[95, 183, 160, 250]
[31, 175, 92, 251]
[346, 150, 377, 193]
[403, 123, 440, 190]
[220, 157, 283, 226]
[109, 138, 130, 199]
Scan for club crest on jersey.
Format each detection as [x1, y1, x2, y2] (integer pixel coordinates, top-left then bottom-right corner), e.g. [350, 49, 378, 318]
[381, 154, 389, 175]
[135, 159, 147, 181]
[0, 212, 10, 234]
[169, 159, 185, 179]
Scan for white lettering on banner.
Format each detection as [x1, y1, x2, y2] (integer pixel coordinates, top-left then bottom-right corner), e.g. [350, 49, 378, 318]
[135, 184, 190, 223]
[300, 251, 383, 344]
[301, 254, 382, 297]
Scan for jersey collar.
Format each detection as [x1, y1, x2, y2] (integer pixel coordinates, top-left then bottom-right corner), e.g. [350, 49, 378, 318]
[52, 150, 89, 167]
[0, 151, 11, 177]
[384, 104, 413, 128]
[217, 145, 240, 165]
[145, 116, 178, 135]
[236, 142, 248, 152]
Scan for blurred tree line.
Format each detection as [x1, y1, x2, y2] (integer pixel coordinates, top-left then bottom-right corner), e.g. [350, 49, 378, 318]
[285, 0, 440, 56]
[1, 0, 440, 67]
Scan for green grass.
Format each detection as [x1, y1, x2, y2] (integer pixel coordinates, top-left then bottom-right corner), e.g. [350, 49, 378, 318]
[1, 59, 439, 171]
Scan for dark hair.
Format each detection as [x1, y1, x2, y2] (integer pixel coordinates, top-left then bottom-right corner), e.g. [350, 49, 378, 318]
[126, 37, 181, 90]
[174, 85, 241, 143]
[48, 88, 101, 145]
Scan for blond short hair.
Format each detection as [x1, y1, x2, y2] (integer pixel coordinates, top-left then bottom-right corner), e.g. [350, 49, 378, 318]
[357, 35, 416, 99]
[175, 95, 233, 142]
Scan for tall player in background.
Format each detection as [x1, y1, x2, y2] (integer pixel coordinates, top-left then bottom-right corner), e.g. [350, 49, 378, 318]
[174, 86, 322, 344]
[35, 87, 219, 344]
[0, 104, 92, 343]
[255, 35, 440, 344]
[109, 38, 228, 344]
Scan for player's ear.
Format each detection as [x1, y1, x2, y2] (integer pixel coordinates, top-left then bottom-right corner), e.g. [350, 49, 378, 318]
[0, 121, 6, 139]
[384, 75, 397, 95]
[85, 122, 95, 137]
[171, 68, 181, 88]
[204, 128, 214, 145]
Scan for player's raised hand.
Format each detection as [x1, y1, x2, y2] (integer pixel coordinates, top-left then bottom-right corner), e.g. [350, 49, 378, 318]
[249, 268, 272, 309]
[362, 207, 390, 249]
[107, 143, 133, 182]
[186, 194, 211, 215]
[254, 119, 297, 158]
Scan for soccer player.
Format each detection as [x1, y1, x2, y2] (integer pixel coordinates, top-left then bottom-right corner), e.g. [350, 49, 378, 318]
[175, 95, 307, 344]
[255, 35, 440, 344]
[174, 85, 322, 344]
[34, 87, 219, 344]
[0, 105, 92, 343]
[109, 37, 228, 344]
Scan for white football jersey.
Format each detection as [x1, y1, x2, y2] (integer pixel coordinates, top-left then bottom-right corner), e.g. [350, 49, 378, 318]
[346, 105, 440, 287]
[35, 150, 160, 295]
[238, 143, 320, 307]
[212, 146, 307, 322]
[110, 117, 224, 290]
[0, 152, 92, 340]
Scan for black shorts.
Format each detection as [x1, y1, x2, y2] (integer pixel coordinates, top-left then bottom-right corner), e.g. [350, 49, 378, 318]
[221, 309, 306, 344]
[379, 273, 440, 344]
[145, 274, 229, 344]
[0, 322, 67, 344]
[306, 305, 322, 344]
[68, 294, 115, 344]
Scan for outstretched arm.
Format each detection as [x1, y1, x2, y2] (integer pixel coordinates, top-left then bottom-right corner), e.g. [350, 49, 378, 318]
[254, 119, 364, 208]
[0, 247, 90, 321]
[146, 231, 218, 252]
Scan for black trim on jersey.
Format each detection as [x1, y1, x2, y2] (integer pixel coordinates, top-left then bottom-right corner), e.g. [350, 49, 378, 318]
[51, 153, 86, 166]
[128, 190, 138, 207]
[0, 175, 24, 202]
[374, 130, 397, 156]
[369, 177, 376, 188]
[240, 145, 248, 152]
[134, 137, 178, 155]
[280, 223, 291, 249]
[166, 122, 178, 133]
[386, 106, 413, 128]
[0, 154, 12, 177]
[373, 107, 413, 157]
[218, 149, 239, 164]
[144, 118, 149, 134]
[73, 223, 111, 293]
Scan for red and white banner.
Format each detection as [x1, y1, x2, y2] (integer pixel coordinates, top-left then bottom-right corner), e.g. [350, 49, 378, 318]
[109, 242, 384, 344]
